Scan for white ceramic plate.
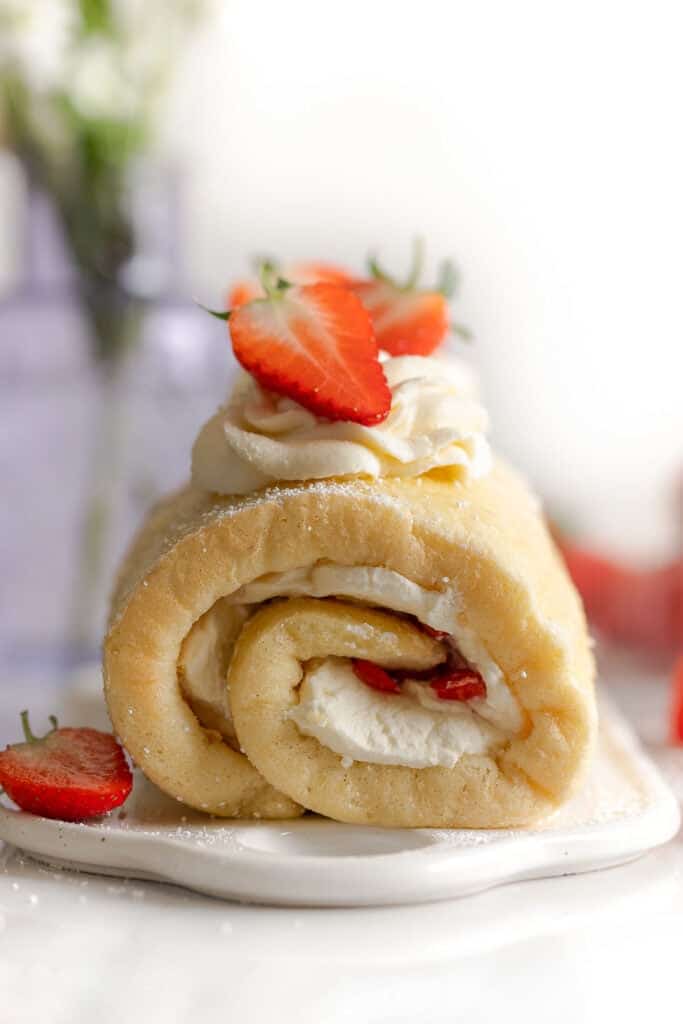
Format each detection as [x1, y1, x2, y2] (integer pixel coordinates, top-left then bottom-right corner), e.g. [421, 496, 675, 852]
[0, 700, 678, 907]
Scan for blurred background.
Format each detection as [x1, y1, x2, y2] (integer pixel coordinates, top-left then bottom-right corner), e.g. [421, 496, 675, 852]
[0, 1, 681, 718]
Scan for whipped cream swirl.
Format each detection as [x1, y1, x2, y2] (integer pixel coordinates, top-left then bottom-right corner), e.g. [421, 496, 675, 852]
[290, 657, 503, 769]
[192, 353, 491, 495]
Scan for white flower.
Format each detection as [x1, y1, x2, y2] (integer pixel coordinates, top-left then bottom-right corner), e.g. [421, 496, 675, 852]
[0, 0, 75, 92]
[68, 38, 139, 121]
[66, 2, 213, 119]
[112, 0, 210, 41]
[112, 0, 212, 95]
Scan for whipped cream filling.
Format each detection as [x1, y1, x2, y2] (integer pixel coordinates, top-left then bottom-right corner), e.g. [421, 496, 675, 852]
[226, 564, 522, 735]
[289, 657, 503, 769]
[192, 354, 492, 495]
[180, 564, 523, 767]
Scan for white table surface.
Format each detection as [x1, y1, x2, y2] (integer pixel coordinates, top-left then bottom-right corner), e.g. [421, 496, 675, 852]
[1, 657, 682, 1024]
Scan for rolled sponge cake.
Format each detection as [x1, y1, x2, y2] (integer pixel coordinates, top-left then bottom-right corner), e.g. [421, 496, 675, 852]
[104, 460, 596, 826]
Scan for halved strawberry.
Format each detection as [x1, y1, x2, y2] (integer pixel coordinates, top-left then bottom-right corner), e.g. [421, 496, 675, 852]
[351, 242, 466, 356]
[229, 261, 354, 309]
[228, 277, 391, 425]
[352, 660, 401, 694]
[0, 712, 132, 821]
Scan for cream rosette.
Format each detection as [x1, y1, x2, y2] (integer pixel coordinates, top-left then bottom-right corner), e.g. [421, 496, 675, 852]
[191, 354, 492, 494]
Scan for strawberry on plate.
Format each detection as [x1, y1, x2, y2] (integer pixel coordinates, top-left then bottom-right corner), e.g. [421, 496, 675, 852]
[0, 711, 133, 821]
[352, 240, 468, 357]
[210, 266, 391, 425]
[229, 261, 354, 308]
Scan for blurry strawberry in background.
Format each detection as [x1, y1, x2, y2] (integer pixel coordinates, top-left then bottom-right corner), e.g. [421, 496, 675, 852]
[553, 479, 682, 743]
[557, 540, 682, 655]
[670, 657, 683, 744]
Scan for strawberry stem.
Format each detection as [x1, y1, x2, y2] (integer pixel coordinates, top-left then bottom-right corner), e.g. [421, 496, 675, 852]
[367, 254, 394, 284]
[196, 302, 231, 321]
[259, 261, 293, 299]
[259, 261, 277, 289]
[20, 710, 58, 744]
[250, 251, 276, 274]
[450, 321, 473, 342]
[404, 236, 424, 290]
[437, 259, 459, 299]
[368, 240, 469, 308]
[20, 710, 38, 743]
[368, 241, 424, 290]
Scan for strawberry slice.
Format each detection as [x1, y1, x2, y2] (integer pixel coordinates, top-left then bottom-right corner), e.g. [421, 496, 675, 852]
[352, 660, 402, 694]
[352, 658, 487, 702]
[353, 281, 449, 357]
[0, 711, 132, 821]
[351, 241, 467, 357]
[430, 668, 487, 701]
[669, 656, 683, 745]
[229, 278, 391, 425]
[229, 261, 354, 308]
